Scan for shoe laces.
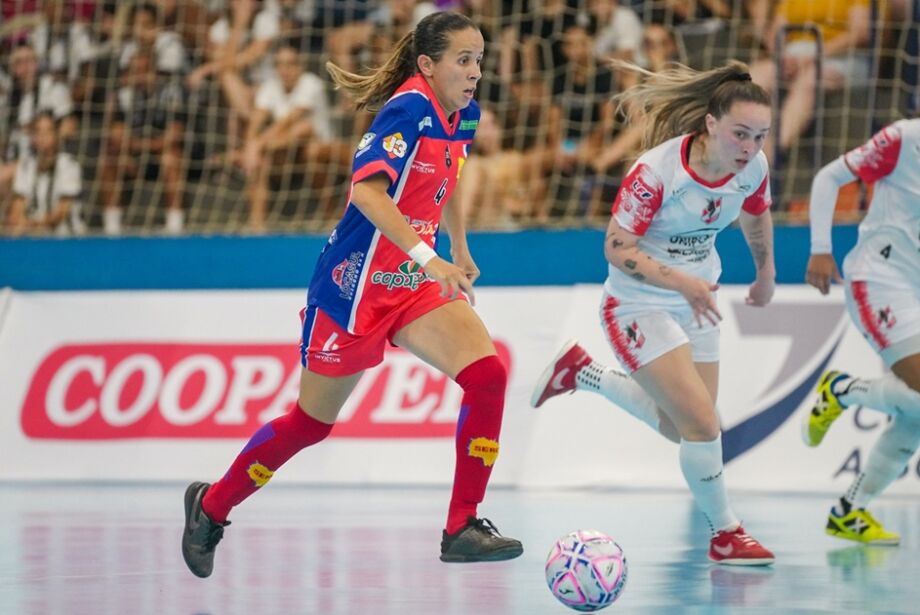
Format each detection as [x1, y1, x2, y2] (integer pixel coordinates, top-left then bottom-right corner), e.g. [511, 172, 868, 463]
[858, 509, 882, 528]
[205, 519, 229, 549]
[468, 517, 503, 537]
[719, 526, 759, 547]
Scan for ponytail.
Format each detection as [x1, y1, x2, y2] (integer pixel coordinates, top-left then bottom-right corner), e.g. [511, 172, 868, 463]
[611, 60, 770, 150]
[326, 31, 417, 112]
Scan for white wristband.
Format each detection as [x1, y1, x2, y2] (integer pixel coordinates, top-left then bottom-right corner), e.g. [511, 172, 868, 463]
[407, 241, 438, 267]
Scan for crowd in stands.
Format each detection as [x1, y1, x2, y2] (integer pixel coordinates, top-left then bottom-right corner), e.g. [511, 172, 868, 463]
[0, 0, 912, 235]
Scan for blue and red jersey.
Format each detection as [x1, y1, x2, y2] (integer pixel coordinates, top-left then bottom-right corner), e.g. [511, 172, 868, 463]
[307, 74, 480, 335]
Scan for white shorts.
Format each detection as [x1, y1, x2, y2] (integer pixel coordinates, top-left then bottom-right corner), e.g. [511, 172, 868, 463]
[598, 293, 720, 374]
[846, 279, 920, 367]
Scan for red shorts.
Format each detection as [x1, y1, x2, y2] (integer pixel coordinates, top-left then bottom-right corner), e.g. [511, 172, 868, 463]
[300, 283, 463, 376]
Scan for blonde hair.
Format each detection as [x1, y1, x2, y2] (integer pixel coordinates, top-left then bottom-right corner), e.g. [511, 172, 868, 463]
[611, 60, 771, 150]
[326, 12, 477, 112]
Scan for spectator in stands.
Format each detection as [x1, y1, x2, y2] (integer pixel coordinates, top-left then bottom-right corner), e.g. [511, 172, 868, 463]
[186, 0, 280, 153]
[641, 23, 680, 73]
[159, 0, 211, 58]
[28, 0, 96, 82]
[99, 49, 186, 235]
[326, 0, 440, 77]
[241, 43, 335, 232]
[457, 108, 527, 227]
[119, 2, 188, 76]
[532, 22, 617, 218]
[1, 43, 76, 204]
[590, 0, 644, 72]
[6, 111, 85, 235]
[71, 2, 121, 124]
[749, 0, 872, 156]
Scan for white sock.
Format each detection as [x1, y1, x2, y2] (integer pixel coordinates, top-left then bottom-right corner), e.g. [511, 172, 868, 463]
[103, 208, 122, 236]
[837, 374, 920, 418]
[845, 415, 920, 509]
[165, 208, 184, 234]
[679, 433, 740, 534]
[576, 360, 660, 432]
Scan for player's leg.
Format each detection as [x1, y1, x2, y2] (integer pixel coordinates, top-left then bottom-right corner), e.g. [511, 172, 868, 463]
[805, 281, 920, 445]
[182, 306, 377, 577]
[392, 297, 523, 562]
[530, 297, 680, 442]
[632, 347, 774, 566]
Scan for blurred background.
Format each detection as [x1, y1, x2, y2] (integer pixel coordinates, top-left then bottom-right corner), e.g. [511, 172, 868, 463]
[1, 0, 916, 237]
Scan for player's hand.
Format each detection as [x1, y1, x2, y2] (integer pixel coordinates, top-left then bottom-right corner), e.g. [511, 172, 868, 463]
[805, 253, 842, 295]
[678, 275, 722, 327]
[746, 273, 775, 306]
[450, 248, 481, 285]
[423, 256, 476, 306]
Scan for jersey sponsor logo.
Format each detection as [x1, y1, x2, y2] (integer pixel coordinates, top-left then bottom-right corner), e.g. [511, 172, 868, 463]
[418, 116, 433, 130]
[667, 231, 715, 262]
[444, 145, 452, 168]
[331, 250, 364, 300]
[405, 216, 437, 237]
[467, 437, 499, 467]
[370, 260, 430, 291]
[19, 341, 511, 439]
[357, 132, 376, 150]
[382, 132, 408, 159]
[459, 119, 478, 131]
[411, 160, 436, 175]
[702, 197, 722, 224]
[456, 156, 466, 180]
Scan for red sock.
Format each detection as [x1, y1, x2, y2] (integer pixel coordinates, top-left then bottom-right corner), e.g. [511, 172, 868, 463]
[446, 355, 507, 534]
[201, 403, 333, 523]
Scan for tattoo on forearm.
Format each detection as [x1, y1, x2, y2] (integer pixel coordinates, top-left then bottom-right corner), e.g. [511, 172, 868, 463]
[607, 233, 624, 248]
[659, 265, 672, 277]
[624, 259, 637, 270]
[631, 272, 646, 281]
[750, 241, 770, 269]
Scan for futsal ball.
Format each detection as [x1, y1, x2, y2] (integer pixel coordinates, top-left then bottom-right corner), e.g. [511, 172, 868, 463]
[545, 530, 628, 611]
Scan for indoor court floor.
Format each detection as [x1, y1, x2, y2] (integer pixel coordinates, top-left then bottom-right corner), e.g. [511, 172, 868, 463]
[1, 483, 917, 615]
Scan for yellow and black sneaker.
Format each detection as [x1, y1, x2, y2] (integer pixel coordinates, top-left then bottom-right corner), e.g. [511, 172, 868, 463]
[440, 516, 523, 562]
[826, 499, 900, 545]
[803, 370, 850, 447]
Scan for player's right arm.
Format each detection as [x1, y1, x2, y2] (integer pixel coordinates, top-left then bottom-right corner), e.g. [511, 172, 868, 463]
[806, 122, 901, 294]
[605, 216, 721, 326]
[606, 161, 721, 326]
[350, 175, 475, 304]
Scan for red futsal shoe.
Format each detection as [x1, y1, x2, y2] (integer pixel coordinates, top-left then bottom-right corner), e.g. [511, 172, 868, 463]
[530, 339, 592, 408]
[709, 526, 775, 566]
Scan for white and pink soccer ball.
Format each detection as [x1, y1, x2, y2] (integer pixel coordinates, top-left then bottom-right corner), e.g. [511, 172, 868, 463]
[545, 530, 628, 611]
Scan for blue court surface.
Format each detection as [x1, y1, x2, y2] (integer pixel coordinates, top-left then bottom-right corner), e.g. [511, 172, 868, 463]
[0, 484, 917, 614]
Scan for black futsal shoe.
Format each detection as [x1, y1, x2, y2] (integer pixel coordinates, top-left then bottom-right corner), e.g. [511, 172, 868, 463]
[440, 516, 523, 562]
[182, 481, 229, 578]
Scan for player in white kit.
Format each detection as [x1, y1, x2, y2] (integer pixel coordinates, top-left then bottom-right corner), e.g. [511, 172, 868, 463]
[803, 118, 920, 545]
[532, 61, 776, 565]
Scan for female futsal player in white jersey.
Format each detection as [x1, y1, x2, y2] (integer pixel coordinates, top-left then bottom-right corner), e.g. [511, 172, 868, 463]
[803, 117, 920, 545]
[532, 60, 776, 565]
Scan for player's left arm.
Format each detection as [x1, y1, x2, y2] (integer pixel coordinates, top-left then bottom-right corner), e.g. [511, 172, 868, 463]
[441, 182, 480, 285]
[739, 208, 776, 306]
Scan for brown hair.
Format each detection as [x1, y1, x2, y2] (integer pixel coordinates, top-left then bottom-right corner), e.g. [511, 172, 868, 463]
[611, 60, 771, 150]
[326, 12, 477, 112]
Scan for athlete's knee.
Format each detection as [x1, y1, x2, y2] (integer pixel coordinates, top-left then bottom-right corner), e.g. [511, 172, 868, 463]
[677, 412, 721, 442]
[456, 355, 507, 396]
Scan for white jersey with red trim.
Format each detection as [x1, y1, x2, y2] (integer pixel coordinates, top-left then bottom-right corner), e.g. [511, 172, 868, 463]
[842, 118, 920, 286]
[606, 134, 771, 306]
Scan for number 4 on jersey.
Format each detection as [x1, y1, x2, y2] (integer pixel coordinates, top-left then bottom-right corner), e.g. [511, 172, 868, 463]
[880, 244, 892, 259]
[434, 178, 448, 206]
